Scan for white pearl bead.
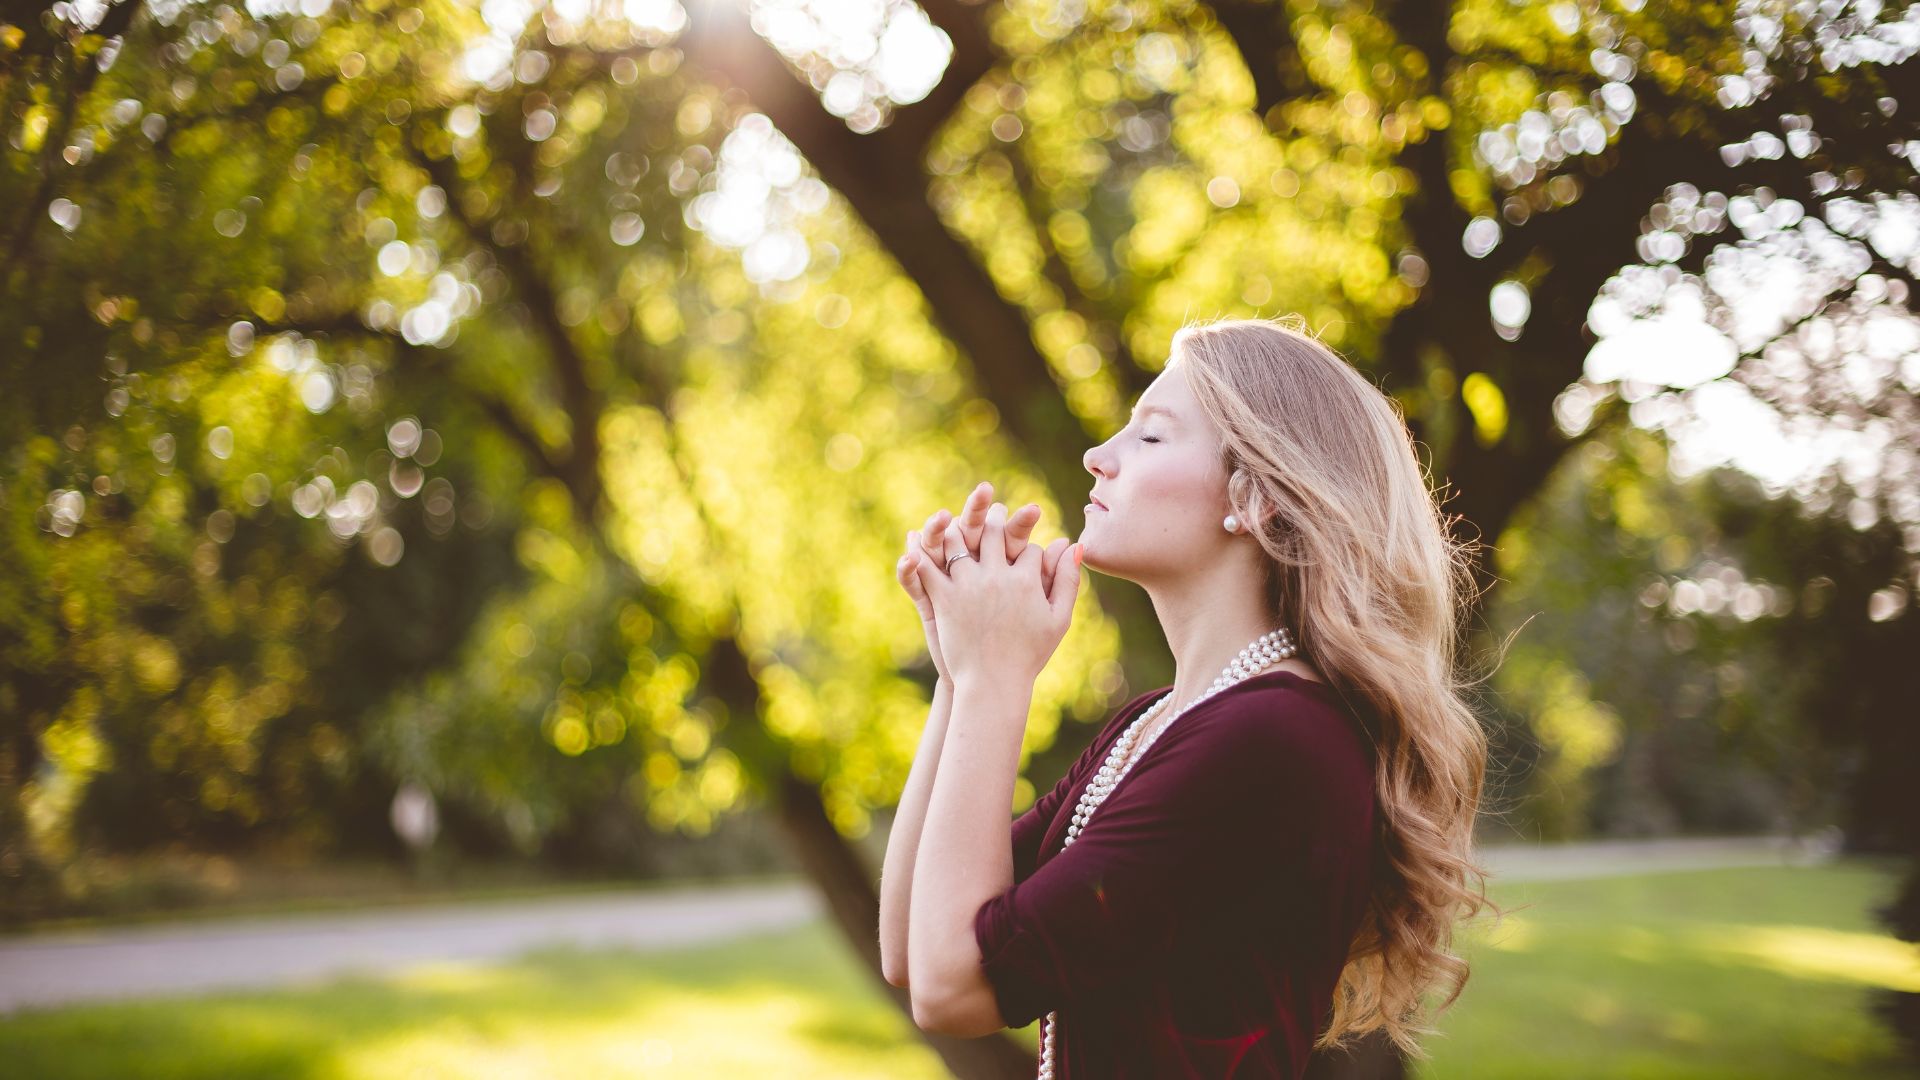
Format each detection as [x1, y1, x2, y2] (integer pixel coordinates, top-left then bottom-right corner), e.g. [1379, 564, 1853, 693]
[1034, 625, 1298, 1079]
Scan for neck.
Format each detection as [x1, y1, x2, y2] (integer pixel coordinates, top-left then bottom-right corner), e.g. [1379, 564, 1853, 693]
[1143, 553, 1283, 711]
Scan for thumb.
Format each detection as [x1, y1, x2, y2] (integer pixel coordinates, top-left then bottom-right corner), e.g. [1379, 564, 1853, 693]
[900, 551, 934, 620]
[910, 550, 949, 608]
[1048, 542, 1083, 620]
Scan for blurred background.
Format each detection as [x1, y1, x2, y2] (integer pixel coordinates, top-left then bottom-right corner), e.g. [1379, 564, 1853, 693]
[2, 0, 1917, 1076]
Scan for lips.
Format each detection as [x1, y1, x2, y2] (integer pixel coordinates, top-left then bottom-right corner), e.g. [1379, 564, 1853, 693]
[1088, 494, 1109, 511]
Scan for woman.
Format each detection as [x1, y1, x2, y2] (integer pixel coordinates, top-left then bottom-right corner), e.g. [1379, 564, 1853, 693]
[878, 316, 1499, 1078]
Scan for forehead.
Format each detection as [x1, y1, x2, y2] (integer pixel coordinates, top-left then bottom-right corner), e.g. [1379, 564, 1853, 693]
[1131, 368, 1197, 424]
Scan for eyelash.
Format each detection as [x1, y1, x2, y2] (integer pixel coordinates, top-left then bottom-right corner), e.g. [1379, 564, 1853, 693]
[1138, 435, 1160, 444]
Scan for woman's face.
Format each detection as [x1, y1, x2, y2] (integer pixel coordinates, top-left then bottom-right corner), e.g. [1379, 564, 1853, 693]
[1079, 365, 1233, 581]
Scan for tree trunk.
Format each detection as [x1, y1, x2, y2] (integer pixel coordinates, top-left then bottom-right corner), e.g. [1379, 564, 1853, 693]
[772, 766, 1043, 1077]
[701, 629, 1040, 1075]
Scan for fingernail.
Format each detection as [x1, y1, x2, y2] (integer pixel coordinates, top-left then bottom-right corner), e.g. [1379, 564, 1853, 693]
[1073, 544, 1084, 565]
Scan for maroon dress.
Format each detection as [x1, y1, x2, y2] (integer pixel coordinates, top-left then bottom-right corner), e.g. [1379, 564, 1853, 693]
[972, 669, 1379, 1078]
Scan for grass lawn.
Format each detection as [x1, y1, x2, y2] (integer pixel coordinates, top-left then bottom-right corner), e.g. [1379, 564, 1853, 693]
[1416, 856, 1918, 1079]
[0, 916, 956, 1079]
[0, 858, 1913, 1078]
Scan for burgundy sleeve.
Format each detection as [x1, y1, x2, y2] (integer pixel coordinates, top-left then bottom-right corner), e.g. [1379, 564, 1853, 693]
[1008, 720, 1118, 884]
[1008, 776, 1069, 886]
[1008, 691, 1159, 884]
[973, 695, 1370, 1030]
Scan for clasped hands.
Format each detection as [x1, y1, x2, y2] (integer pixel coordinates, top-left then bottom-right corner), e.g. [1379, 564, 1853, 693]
[894, 481, 1083, 687]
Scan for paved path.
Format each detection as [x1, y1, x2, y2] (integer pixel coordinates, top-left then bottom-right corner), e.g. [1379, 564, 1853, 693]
[1478, 831, 1842, 881]
[0, 834, 1842, 1015]
[0, 880, 821, 1015]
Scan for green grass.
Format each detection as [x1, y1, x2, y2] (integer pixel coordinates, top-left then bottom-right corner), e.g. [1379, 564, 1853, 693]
[0, 859, 1912, 1078]
[1417, 858, 1917, 1079]
[0, 919, 959, 1079]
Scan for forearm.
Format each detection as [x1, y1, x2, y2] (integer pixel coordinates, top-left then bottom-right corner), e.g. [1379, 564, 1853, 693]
[908, 675, 1029, 1009]
[879, 676, 955, 987]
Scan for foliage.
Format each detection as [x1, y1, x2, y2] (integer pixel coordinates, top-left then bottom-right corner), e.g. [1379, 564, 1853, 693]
[0, 0, 1124, 907]
[1, 0, 1914, 957]
[1487, 423, 1916, 842]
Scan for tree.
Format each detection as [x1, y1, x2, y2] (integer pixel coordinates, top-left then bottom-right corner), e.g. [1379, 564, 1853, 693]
[5, 0, 1915, 1074]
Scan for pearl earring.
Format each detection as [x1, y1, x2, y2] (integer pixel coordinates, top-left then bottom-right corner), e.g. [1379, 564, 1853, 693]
[1223, 514, 1240, 533]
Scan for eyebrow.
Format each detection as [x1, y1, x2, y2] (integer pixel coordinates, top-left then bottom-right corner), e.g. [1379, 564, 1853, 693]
[1131, 404, 1180, 424]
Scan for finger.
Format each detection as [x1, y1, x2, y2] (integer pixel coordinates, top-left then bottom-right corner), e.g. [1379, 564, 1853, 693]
[1047, 542, 1084, 619]
[918, 514, 950, 567]
[900, 534, 921, 577]
[899, 554, 934, 620]
[1040, 536, 1067, 592]
[942, 516, 969, 575]
[1004, 502, 1041, 561]
[911, 545, 950, 605]
[959, 482, 992, 558]
[980, 501, 1008, 566]
[899, 542, 931, 598]
[906, 529, 929, 581]
[1014, 539, 1044, 575]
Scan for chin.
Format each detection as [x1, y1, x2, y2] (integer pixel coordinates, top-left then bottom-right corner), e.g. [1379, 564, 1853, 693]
[1071, 538, 1095, 569]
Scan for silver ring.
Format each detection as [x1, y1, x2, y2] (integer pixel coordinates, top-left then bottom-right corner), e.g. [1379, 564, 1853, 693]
[946, 551, 976, 571]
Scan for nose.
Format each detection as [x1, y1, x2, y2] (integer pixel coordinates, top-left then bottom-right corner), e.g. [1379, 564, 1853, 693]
[1083, 438, 1112, 481]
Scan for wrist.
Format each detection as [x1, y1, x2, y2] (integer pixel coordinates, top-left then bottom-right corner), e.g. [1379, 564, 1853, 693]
[950, 671, 1036, 713]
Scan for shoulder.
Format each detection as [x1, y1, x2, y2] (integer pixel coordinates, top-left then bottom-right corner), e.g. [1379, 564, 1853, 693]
[1190, 672, 1368, 749]
[1154, 673, 1376, 795]
[1154, 677, 1379, 864]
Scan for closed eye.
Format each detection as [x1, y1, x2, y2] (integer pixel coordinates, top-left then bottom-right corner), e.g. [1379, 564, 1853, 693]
[1139, 435, 1160, 443]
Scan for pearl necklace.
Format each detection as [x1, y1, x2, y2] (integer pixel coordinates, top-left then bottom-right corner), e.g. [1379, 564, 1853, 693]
[1034, 626, 1297, 1080]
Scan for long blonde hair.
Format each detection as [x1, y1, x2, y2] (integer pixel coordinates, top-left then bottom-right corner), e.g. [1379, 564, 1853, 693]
[1172, 315, 1504, 1059]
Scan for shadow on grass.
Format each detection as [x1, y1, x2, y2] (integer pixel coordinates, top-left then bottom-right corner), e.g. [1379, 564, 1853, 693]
[1416, 860, 1916, 1080]
[0, 919, 943, 1080]
[2, 860, 1910, 1079]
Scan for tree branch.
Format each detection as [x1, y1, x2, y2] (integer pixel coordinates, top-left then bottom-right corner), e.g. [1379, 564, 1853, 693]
[245, 311, 569, 488]
[1209, 0, 1304, 123]
[1003, 139, 1147, 403]
[677, 1, 1102, 530]
[405, 140, 604, 514]
[5, 0, 143, 281]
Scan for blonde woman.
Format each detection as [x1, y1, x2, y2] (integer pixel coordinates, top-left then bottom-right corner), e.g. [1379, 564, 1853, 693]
[879, 317, 1498, 1078]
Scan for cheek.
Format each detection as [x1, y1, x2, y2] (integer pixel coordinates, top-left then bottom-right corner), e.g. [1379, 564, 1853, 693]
[1130, 454, 1221, 521]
